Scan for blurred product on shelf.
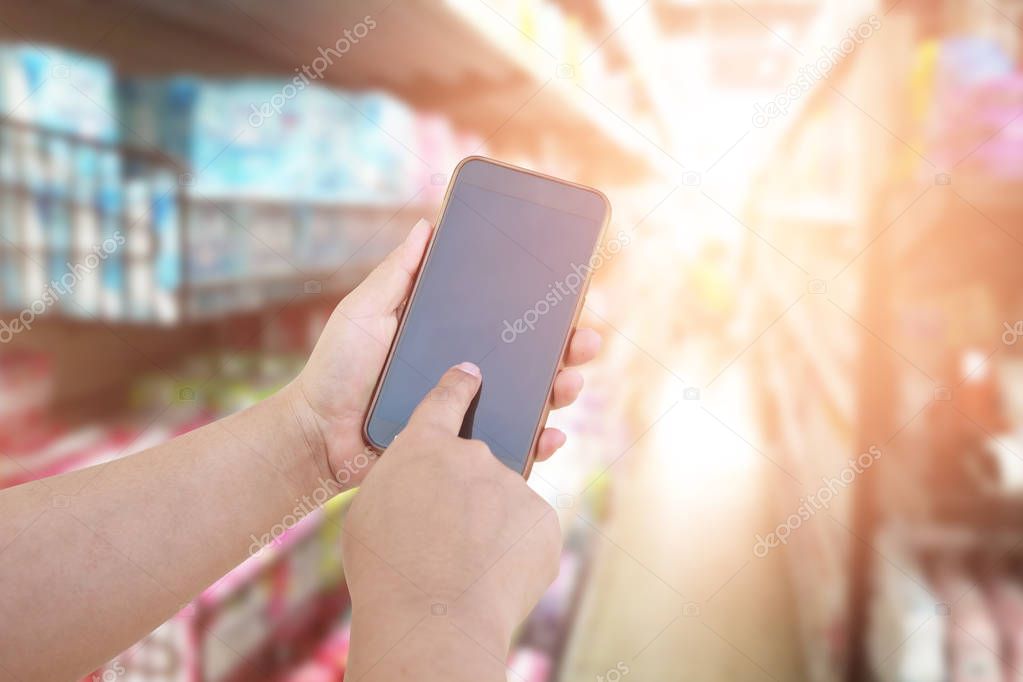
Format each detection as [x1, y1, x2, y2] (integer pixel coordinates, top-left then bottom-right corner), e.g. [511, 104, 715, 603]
[868, 530, 1023, 682]
[0, 346, 304, 490]
[0, 349, 52, 429]
[868, 537, 945, 682]
[120, 78, 431, 203]
[0, 43, 118, 141]
[940, 569, 1002, 682]
[988, 578, 1023, 681]
[278, 621, 351, 682]
[507, 648, 553, 682]
[119, 75, 487, 204]
[919, 37, 1023, 178]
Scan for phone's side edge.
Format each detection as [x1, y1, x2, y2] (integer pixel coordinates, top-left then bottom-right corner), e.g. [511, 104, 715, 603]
[521, 186, 612, 479]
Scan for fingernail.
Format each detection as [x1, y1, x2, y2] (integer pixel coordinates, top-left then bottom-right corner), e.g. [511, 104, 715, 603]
[410, 218, 430, 237]
[454, 362, 481, 379]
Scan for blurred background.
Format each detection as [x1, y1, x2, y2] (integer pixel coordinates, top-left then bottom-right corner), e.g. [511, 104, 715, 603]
[2, 0, 1023, 680]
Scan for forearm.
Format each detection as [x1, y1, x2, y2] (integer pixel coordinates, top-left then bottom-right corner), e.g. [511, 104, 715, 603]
[0, 385, 327, 681]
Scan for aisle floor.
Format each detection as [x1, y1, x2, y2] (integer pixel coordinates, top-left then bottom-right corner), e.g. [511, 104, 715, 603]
[561, 355, 806, 681]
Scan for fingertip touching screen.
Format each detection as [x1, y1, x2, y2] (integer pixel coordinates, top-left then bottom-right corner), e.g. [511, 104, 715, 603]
[366, 158, 608, 473]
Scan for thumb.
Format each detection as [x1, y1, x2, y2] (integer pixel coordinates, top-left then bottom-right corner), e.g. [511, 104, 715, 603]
[348, 218, 431, 314]
[408, 363, 482, 435]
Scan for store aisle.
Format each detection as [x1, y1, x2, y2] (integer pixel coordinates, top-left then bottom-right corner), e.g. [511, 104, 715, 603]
[561, 350, 806, 681]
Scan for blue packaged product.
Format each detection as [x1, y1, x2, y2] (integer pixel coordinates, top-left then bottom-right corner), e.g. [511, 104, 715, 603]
[98, 186, 123, 318]
[0, 250, 21, 309]
[150, 172, 181, 323]
[0, 43, 118, 142]
[345, 90, 420, 203]
[120, 78, 312, 200]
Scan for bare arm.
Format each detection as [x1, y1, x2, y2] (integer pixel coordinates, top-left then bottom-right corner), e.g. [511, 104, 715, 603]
[0, 387, 325, 681]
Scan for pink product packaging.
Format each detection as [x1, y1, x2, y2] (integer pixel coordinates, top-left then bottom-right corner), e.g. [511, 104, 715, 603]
[312, 621, 351, 675]
[507, 647, 552, 682]
[987, 579, 1023, 682]
[967, 146, 1023, 179]
[82, 605, 198, 682]
[281, 660, 335, 682]
[947, 581, 1002, 682]
[0, 350, 53, 429]
[0, 424, 131, 489]
[965, 75, 1023, 109]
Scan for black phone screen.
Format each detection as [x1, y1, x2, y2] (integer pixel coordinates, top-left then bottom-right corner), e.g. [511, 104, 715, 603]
[365, 158, 609, 473]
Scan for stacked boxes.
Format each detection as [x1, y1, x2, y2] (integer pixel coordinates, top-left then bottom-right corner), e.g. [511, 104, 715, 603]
[119, 78, 425, 203]
[1, 45, 485, 324]
[0, 44, 119, 142]
[0, 44, 188, 323]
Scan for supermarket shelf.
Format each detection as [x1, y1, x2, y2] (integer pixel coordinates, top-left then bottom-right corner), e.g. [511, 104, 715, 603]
[896, 519, 1023, 552]
[119, 0, 664, 182]
[198, 494, 353, 617]
[592, 0, 680, 152]
[886, 179, 1023, 294]
[0, 115, 181, 169]
[765, 279, 857, 426]
[929, 491, 1023, 531]
[214, 589, 351, 682]
[745, 12, 921, 682]
[892, 178, 1023, 255]
[763, 334, 807, 467]
[762, 334, 846, 682]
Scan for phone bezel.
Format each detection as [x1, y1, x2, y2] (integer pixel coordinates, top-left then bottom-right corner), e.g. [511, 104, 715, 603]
[361, 155, 611, 477]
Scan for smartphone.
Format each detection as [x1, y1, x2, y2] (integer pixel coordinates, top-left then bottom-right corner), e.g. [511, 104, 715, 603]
[363, 157, 610, 476]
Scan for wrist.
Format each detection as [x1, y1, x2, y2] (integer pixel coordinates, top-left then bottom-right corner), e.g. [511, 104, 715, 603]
[266, 383, 332, 497]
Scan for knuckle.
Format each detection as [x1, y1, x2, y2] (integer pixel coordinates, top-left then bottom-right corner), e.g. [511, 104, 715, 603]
[428, 385, 453, 404]
[448, 374, 478, 401]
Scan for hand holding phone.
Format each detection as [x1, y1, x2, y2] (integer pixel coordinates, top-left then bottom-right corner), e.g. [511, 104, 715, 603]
[287, 158, 605, 488]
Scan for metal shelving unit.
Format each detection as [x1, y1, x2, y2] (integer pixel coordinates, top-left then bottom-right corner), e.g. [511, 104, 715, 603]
[744, 7, 919, 681]
[747, 2, 1023, 680]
